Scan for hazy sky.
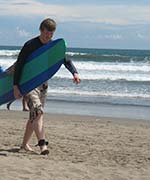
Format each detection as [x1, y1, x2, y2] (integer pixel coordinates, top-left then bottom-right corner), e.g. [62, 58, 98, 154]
[0, 0, 150, 49]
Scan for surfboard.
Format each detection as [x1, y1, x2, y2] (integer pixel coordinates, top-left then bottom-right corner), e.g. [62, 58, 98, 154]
[0, 38, 66, 105]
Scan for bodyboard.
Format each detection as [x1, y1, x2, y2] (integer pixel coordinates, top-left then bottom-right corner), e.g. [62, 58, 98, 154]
[0, 38, 66, 105]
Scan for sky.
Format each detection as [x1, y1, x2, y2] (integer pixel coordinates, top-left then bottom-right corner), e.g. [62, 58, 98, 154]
[0, 0, 150, 49]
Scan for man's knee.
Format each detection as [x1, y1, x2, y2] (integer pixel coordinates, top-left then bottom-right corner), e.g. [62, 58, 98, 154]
[29, 105, 43, 122]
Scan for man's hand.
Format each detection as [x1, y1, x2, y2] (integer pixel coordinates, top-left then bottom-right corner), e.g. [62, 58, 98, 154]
[14, 85, 22, 99]
[73, 73, 81, 84]
[7, 65, 15, 75]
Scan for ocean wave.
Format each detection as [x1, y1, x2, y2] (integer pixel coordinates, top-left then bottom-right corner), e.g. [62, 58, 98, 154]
[66, 52, 132, 62]
[0, 48, 150, 63]
[54, 72, 150, 82]
[72, 61, 150, 72]
[66, 48, 150, 62]
[66, 52, 87, 56]
[0, 59, 16, 69]
[47, 88, 150, 99]
[0, 50, 19, 57]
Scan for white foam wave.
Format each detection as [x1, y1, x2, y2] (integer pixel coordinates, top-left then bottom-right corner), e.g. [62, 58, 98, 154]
[1, 55, 150, 74]
[0, 50, 19, 56]
[73, 61, 150, 72]
[47, 88, 150, 99]
[102, 54, 128, 58]
[1, 56, 150, 82]
[0, 59, 15, 69]
[54, 73, 150, 81]
[56, 65, 150, 81]
[66, 52, 87, 56]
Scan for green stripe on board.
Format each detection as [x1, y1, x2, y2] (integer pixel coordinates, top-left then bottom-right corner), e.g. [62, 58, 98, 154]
[0, 75, 13, 94]
[0, 39, 66, 95]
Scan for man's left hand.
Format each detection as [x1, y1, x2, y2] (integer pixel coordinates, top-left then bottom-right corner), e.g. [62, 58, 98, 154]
[73, 73, 81, 84]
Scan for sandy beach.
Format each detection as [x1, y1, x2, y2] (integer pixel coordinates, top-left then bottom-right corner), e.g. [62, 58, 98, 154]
[1, 110, 150, 180]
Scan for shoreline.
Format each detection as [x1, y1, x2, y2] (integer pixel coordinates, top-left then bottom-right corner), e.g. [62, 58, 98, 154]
[1, 98, 150, 121]
[1, 110, 150, 179]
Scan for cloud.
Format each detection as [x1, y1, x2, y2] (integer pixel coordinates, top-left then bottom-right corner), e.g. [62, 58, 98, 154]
[97, 33, 124, 40]
[105, 34, 123, 40]
[0, 1, 150, 25]
[136, 33, 145, 39]
[16, 27, 31, 37]
[136, 32, 150, 40]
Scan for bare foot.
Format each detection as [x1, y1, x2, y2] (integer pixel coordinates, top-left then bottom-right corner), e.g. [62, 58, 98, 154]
[23, 108, 29, 111]
[40, 145, 49, 155]
[20, 144, 35, 152]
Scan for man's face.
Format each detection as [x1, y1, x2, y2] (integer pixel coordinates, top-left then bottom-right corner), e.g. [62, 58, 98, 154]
[40, 28, 54, 44]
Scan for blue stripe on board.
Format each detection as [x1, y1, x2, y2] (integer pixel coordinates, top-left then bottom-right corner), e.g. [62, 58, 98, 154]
[0, 58, 64, 105]
[0, 70, 8, 78]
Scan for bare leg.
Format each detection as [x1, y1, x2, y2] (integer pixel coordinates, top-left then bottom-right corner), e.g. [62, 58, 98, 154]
[22, 86, 48, 154]
[32, 113, 48, 153]
[21, 113, 48, 153]
[21, 120, 34, 151]
[33, 113, 45, 139]
[22, 97, 29, 111]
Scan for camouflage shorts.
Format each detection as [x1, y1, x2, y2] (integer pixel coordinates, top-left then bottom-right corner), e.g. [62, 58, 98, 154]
[25, 82, 48, 121]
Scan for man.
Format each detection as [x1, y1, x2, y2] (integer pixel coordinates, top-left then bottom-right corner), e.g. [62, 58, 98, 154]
[13, 18, 80, 155]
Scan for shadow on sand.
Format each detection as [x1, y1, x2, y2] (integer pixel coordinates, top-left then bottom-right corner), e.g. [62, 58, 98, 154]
[0, 147, 20, 156]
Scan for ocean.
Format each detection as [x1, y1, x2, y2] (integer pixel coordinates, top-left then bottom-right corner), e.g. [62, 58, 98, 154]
[1, 44, 150, 120]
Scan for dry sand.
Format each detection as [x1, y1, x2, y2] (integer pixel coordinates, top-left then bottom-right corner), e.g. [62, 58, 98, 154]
[1, 109, 150, 180]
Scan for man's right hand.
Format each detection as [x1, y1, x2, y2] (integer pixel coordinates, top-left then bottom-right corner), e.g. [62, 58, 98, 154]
[14, 85, 22, 99]
[7, 65, 15, 75]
